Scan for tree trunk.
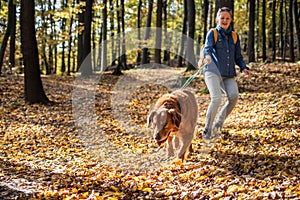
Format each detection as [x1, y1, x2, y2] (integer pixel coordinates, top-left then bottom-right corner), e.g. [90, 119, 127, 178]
[136, 0, 142, 65]
[9, 0, 16, 72]
[20, 0, 49, 104]
[248, 0, 255, 62]
[272, 1, 276, 61]
[154, 0, 163, 64]
[120, 0, 127, 70]
[41, 2, 50, 74]
[279, 0, 285, 61]
[293, 0, 300, 60]
[202, 0, 209, 44]
[48, 0, 55, 74]
[67, 3, 75, 76]
[178, 0, 187, 67]
[61, 29, 66, 73]
[77, 0, 85, 70]
[289, 0, 295, 62]
[207, 1, 213, 29]
[185, 0, 197, 71]
[0, 0, 15, 75]
[81, 0, 93, 76]
[113, 0, 122, 74]
[101, 0, 108, 72]
[262, 0, 267, 61]
[112, 0, 122, 75]
[109, 0, 116, 66]
[141, 0, 153, 64]
[162, 0, 170, 64]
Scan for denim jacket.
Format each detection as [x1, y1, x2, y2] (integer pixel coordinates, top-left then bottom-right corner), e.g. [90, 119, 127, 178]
[203, 28, 248, 77]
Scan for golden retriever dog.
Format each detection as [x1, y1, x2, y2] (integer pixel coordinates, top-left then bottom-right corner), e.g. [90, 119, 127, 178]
[147, 89, 198, 160]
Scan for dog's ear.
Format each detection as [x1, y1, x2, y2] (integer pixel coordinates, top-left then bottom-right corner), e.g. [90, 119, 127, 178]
[147, 111, 156, 128]
[168, 108, 181, 128]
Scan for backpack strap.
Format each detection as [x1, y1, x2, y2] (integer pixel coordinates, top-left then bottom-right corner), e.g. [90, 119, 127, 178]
[212, 28, 218, 44]
[212, 28, 238, 45]
[231, 31, 238, 44]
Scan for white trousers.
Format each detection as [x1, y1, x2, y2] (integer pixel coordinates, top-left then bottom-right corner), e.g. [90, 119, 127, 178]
[204, 71, 239, 134]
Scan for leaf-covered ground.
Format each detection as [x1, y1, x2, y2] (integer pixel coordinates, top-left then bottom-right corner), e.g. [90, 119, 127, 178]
[0, 62, 299, 199]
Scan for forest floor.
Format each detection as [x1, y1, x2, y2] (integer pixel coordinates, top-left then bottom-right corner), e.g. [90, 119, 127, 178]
[0, 62, 300, 199]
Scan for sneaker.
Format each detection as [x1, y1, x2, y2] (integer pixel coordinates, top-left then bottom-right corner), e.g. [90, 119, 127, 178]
[211, 127, 221, 138]
[202, 129, 211, 141]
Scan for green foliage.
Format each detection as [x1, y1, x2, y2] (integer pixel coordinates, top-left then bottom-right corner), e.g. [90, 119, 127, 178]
[0, 0, 299, 74]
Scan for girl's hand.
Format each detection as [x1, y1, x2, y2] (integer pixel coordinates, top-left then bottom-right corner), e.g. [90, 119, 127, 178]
[198, 55, 212, 67]
[204, 55, 212, 64]
[244, 69, 252, 79]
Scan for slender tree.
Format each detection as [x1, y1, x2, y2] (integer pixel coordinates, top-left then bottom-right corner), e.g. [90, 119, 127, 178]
[67, 0, 75, 75]
[109, 0, 116, 66]
[272, 1, 277, 61]
[81, 0, 93, 76]
[9, 0, 16, 72]
[101, 0, 108, 72]
[0, 0, 15, 74]
[141, 0, 153, 64]
[202, 0, 209, 44]
[61, 0, 67, 74]
[41, 2, 51, 74]
[20, 0, 49, 104]
[49, 0, 57, 73]
[120, 0, 127, 69]
[279, 0, 285, 61]
[77, 0, 85, 69]
[262, 0, 267, 61]
[163, 0, 170, 64]
[289, 0, 295, 62]
[248, 0, 255, 62]
[47, 0, 55, 74]
[112, 0, 122, 75]
[178, 0, 187, 67]
[136, 0, 142, 64]
[293, 0, 300, 60]
[186, 0, 197, 71]
[154, 0, 163, 64]
[113, 0, 122, 74]
[207, 1, 213, 29]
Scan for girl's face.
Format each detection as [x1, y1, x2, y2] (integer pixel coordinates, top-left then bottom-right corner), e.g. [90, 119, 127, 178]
[217, 11, 232, 30]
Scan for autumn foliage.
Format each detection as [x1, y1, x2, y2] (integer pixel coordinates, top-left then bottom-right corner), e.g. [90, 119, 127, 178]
[0, 62, 299, 199]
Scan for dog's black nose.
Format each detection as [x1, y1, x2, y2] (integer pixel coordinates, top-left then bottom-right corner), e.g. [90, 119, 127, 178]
[155, 135, 160, 140]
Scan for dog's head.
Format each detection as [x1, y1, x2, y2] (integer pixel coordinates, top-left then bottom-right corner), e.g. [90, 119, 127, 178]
[147, 105, 181, 146]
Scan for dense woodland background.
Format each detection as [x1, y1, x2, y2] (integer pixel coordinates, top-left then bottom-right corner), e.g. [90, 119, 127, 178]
[0, 0, 300, 103]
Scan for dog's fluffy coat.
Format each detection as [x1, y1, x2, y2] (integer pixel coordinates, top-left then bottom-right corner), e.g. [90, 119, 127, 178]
[147, 89, 198, 160]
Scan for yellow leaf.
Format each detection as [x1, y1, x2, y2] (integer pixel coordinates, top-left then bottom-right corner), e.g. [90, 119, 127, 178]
[142, 187, 152, 193]
[265, 169, 273, 174]
[82, 192, 89, 198]
[110, 186, 119, 192]
[72, 188, 78, 193]
[173, 158, 182, 166]
[166, 189, 176, 196]
[261, 180, 267, 187]
[227, 185, 246, 194]
[197, 175, 207, 181]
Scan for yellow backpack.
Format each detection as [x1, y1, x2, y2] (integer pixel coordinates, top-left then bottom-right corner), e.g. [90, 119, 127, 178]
[212, 28, 238, 45]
